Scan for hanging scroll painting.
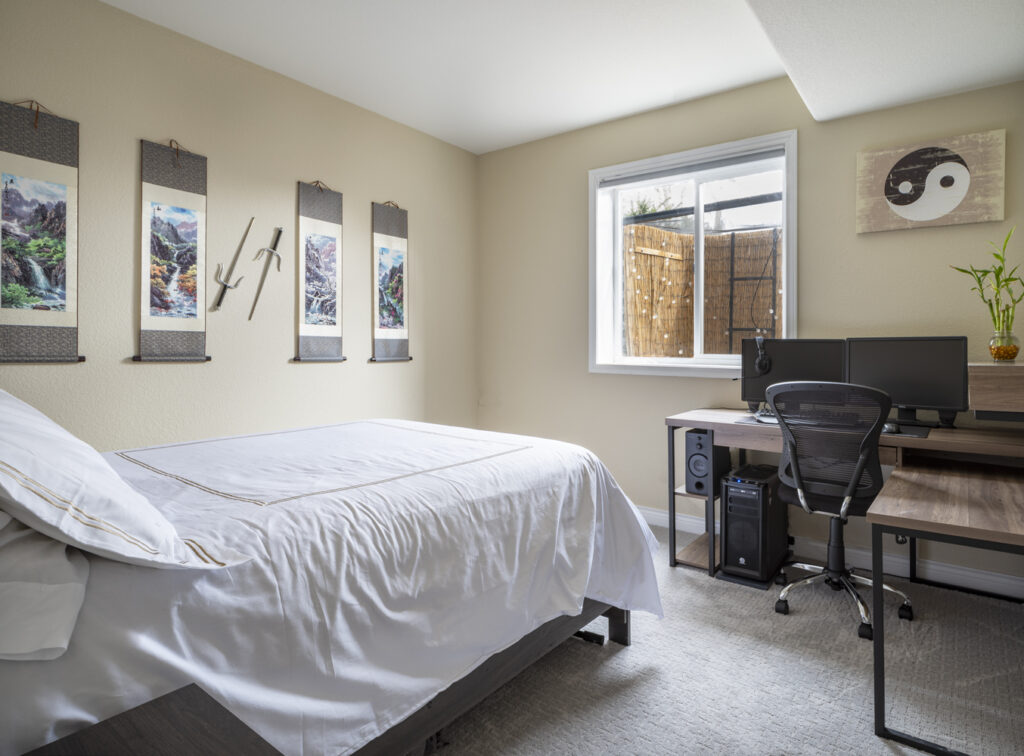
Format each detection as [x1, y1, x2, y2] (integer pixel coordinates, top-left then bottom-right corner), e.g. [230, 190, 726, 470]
[296, 182, 344, 361]
[371, 202, 410, 361]
[856, 129, 1005, 233]
[0, 101, 80, 362]
[136, 140, 209, 361]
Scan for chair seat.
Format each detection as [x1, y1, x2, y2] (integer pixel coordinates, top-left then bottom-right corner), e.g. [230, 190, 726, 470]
[776, 483, 873, 518]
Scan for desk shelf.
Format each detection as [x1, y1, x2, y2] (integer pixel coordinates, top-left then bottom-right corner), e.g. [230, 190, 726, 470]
[675, 532, 720, 571]
[673, 487, 707, 499]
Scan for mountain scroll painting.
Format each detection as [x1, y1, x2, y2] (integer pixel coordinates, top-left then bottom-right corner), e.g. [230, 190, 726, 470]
[0, 100, 80, 362]
[371, 201, 409, 361]
[149, 202, 198, 318]
[296, 181, 344, 361]
[1, 173, 68, 311]
[377, 245, 404, 329]
[305, 232, 337, 326]
[136, 139, 207, 361]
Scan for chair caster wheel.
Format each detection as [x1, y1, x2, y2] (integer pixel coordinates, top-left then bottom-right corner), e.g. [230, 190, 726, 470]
[774, 571, 787, 586]
[898, 603, 914, 621]
[858, 623, 873, 640]
[775, 599, 789, 615]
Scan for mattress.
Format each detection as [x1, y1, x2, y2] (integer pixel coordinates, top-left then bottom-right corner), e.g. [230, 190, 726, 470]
[1, 419, 661, 755]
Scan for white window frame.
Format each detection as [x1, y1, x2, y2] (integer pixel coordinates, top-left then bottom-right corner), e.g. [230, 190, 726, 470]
[588, 130, 797, 378]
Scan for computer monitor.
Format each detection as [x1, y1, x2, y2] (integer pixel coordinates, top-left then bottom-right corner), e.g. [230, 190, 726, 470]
[845, 336, 968, 427]
[740, 338, 847, 412]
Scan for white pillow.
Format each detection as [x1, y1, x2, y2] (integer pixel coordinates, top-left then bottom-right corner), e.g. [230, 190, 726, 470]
[0, 511, 89, 660]
[0, 389, 247, 569]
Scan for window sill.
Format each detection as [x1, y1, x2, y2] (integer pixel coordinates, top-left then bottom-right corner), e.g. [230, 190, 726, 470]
[589, 361, 740, 379]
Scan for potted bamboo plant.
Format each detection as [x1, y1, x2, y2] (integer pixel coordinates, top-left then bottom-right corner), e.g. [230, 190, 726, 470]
[951, 226, 1022, 361]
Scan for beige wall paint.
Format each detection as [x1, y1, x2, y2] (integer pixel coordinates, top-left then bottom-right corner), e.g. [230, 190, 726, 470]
[477, 77, 1024, 573]
[0, 0, 479, 449]
[2, 1, 1021, 576]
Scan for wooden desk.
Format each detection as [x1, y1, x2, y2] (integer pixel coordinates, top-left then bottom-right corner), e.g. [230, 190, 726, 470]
[867, 460, 1024, 755]
[665, 408, 1024, 574]
[667, 408, 1024, 754]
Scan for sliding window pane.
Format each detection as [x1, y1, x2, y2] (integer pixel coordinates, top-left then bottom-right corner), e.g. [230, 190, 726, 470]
[619, 182, 695, 357]
[701, 169, 783, 356]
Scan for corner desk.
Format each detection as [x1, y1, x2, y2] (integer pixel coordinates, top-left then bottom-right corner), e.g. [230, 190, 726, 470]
[867, 461, 1024, 755]
[665, 408, 1024, 755]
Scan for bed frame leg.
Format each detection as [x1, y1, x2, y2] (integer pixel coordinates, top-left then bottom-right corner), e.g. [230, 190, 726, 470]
[604, 607, 630, 646]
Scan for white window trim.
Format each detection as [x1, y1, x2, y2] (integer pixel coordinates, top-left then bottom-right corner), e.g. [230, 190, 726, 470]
[588, 130, 798, 378]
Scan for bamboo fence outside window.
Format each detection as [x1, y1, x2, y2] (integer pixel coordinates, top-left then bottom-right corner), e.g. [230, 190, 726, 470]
[623, 225, 781, 358]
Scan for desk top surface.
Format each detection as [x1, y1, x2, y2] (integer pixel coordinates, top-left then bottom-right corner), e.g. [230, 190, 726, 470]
[667, 408, 1024, 459]
[866, 460, 1024, 547]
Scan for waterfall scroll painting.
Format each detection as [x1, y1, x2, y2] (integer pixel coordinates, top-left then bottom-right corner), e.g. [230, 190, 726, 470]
[371, 202, 410, 362]
[136, 140, 209, 361]
[296, 182, 344, 361]
[0, 100, 81, 363]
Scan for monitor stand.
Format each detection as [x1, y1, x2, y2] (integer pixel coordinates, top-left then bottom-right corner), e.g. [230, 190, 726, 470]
[896, 407, 941, 429]
[747, 401, 760, 414]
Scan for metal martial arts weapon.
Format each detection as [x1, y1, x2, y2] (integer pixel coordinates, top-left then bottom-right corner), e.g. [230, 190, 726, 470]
[213, 216, 254, 310]
[248, 226, 284, 321]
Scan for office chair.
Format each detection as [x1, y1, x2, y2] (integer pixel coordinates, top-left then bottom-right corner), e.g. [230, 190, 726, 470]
[766, 381, 913, 640]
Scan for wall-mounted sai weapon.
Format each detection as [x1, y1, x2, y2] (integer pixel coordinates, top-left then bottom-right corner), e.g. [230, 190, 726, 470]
[213, 216, 254, 310]
[248, 226, 284, 321]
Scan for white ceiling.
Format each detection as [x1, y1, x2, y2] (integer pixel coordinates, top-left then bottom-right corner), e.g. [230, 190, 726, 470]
[101, 0, 1023, 155]
[747, 0, 1024, 122]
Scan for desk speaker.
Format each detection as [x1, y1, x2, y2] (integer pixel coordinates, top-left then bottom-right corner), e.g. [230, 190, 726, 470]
[684, 429, 730, 496]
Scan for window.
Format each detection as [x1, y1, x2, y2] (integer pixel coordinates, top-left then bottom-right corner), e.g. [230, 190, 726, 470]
[589, 131, 797, 377]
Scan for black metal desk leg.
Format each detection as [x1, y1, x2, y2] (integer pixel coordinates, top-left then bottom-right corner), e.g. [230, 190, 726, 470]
[909, 537, 918, 581]
[872, 523, 886, 737]
[668, 426, 677, 567]
[706, 429, 716, 576]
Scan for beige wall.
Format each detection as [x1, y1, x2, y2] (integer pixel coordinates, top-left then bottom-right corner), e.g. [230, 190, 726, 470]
[0, 0, 479, 450]
[2, 0, 1022, 575]
[476, 77, 1024, 573]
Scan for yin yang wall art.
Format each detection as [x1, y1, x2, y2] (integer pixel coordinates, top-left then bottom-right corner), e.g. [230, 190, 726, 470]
[856, 129, 1004, 233]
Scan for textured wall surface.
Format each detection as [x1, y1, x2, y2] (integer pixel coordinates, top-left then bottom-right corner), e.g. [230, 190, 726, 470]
[0, 0, 479, 450]
[476, 76, 1024, 573]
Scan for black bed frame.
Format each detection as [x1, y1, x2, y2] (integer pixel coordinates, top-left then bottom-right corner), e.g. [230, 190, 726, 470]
[355, 600, 630, 755]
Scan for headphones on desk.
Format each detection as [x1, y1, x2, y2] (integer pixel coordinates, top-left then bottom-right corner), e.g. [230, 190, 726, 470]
[753, 335, 771, 376]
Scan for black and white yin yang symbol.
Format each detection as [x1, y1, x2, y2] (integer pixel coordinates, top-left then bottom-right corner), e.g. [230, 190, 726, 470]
[883, 147, 970, 222]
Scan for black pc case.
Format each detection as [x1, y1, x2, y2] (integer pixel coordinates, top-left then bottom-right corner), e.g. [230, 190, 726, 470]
[720, 465, 788, 583]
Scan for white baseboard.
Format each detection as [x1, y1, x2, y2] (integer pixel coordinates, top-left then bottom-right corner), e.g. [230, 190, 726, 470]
[636, 505, 1024, 600]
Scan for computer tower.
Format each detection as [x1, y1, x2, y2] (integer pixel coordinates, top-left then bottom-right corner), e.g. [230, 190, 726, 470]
[720, 465, 787, 582]
[684, 429, 730, 497]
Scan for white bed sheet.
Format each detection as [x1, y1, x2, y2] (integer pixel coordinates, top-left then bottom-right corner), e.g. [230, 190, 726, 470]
[0, 420, 661, 755]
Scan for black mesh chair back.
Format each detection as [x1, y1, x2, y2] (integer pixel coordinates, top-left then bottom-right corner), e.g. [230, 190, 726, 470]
[766, 382, 891, 515]
[766, 381, 911, 640]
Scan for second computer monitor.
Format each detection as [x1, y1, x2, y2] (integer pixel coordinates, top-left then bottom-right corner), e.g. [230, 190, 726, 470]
[845, 336, 968, 427]
[740, 338, 846, 411]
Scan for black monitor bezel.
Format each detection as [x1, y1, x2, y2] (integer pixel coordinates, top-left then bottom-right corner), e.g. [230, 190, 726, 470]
[740, 338, 847, 405]
[844, 336, 969, 413]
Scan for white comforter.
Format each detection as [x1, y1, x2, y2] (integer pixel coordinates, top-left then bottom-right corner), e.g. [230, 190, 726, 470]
[1, 419, 661, 755]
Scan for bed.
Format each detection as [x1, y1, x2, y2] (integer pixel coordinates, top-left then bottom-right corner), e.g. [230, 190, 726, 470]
[0, 393, 661, 755]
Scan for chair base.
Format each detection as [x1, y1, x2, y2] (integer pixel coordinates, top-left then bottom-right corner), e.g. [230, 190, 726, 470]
[775, 562, 913, 639]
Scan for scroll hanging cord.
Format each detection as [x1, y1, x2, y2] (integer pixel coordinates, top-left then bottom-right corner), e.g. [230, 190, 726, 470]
[310, 180, 334, 193]
[12, 100, 54, 129]
[382, 201, 400, 208]
[168, 139, 194, 168]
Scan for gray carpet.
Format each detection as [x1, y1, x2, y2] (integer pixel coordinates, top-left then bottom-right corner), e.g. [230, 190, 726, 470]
[440, 528, 1024, 755]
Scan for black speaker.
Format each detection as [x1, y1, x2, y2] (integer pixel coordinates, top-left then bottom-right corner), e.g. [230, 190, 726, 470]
[684, 429, 730, 497]
[721, 465, 787, 582]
